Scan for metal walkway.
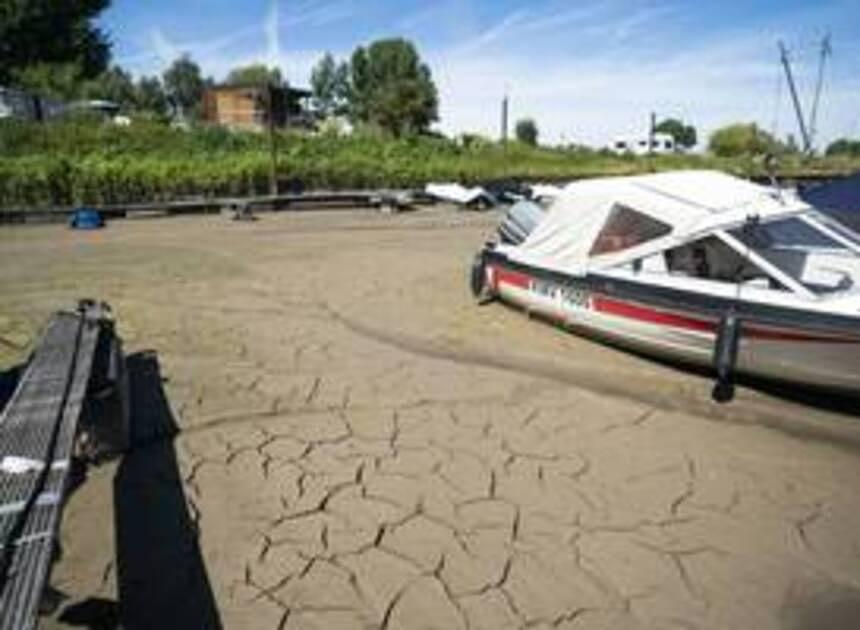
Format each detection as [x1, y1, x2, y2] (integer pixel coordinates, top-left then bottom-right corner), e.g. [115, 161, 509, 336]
[0, 302, 117, 629]
[0, 189, 436, 225]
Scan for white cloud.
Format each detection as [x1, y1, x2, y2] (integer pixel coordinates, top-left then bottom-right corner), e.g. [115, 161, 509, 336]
[450, 9, 532, 56]
[150, 28, 180, 65]
[124, 0, 356, 80]
[118, 0, 859, 150]
[396, 5, 445, 32]
[429, 44, 857, 149]
[283, 0, 357, 28]
[518, 3, 612, 34]
[123, 24, 262, 73]
[265, 0, 281, 68]
[426, 2, 857, 149]
[605, 4, 679, 42]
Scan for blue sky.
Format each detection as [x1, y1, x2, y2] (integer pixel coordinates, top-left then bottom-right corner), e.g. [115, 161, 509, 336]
[101, 0, 860, 148]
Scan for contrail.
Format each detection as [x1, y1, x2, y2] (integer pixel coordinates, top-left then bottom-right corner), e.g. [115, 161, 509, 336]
[265, 0, 281, 69]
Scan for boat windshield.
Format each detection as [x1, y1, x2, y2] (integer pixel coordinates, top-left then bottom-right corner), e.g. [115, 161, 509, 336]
[807, 211, 860, 249]
[727, 213, 860, 295]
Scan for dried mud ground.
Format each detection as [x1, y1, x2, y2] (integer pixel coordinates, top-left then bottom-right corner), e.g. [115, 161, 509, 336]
[2, 207, 860, 630]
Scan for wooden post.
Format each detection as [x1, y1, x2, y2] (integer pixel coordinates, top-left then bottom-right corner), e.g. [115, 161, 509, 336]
[268, 84, 278, 197]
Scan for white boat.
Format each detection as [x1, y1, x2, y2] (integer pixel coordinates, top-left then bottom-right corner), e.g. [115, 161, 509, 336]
[426, 183, 495, 208]
[471, 171, 860, 398]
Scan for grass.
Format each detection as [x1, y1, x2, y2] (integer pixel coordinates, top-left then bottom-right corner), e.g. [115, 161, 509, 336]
[1, 119, 859, 209]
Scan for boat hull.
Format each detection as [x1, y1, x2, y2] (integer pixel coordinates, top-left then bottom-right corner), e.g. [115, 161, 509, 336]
[483, 251, 860, 392]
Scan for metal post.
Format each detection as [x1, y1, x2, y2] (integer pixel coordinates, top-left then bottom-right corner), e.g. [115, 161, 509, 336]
[648, 111, 656, 154]
[808, 33, 832, 152]
[779, 41, 812, 154]
[501, 95, 509, 144]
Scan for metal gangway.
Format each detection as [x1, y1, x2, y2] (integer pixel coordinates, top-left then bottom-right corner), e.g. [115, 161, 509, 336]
[0, 301, 126, 629]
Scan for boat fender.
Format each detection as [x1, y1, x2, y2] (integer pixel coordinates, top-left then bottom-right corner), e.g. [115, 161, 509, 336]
[712, 311, 741, 403]
[470, 252, 494, 303]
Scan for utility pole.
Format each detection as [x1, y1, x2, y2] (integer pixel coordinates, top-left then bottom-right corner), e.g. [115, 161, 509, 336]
[808, 33, 832, 152]
[778, 40, 812, 154]
[500, 94, 509, 144]
[648, 111, 657, 154]
[267, 82, 278, 197]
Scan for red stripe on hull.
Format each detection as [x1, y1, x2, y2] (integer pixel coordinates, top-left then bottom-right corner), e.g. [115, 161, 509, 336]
[493, 266, 530, 290]
[593, 296, 860, 344]
[592, 296, 714, 334]
[743, 325, 860, 342]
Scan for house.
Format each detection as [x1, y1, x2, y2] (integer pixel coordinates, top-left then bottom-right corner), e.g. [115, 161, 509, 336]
[202, 85, 314, 132]
[609, 132, 676, 156]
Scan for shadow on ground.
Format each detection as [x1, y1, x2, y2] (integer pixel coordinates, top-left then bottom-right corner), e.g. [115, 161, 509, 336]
[508, 302, 860, 418]
[58, 598, 119, 630]
[113, 351, 222, 630]
[782, 580, 860, 630]
[0, 364, 21, 414]
[54, 351, 222, 629]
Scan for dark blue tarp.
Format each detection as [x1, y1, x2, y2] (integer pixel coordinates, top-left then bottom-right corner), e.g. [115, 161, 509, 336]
[799, 173, 860, 233]
[69, 208, 104, 230]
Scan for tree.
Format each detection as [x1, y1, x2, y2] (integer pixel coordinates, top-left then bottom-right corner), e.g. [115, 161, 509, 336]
[826, 138, 860, 157]
[81, 65, 136, 107]
[162, 55, 205, 116]
[515, 118, 539, 146]
[135, 76, 169, 116]
[347, 38, 438, 136]
[654, 118, 697, 150]
[709, 123, 782, 157]
[1, 0, 111, 86]
[310, 53, 350, 117]
[225, 64, 283, 87]
[11, 63, 86, 100]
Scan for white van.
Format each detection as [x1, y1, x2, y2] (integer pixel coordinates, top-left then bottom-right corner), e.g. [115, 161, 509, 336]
[610, 132, 676, 156]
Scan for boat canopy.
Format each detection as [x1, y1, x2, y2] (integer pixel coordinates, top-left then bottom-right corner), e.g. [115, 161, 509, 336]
[509, 171, 810, 275]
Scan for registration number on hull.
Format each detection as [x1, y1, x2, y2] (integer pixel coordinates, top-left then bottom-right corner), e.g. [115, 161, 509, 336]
[530, 279, 590, 310]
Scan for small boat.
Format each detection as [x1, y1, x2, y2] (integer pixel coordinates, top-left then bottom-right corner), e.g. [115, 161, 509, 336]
[471, 171, 860, 399]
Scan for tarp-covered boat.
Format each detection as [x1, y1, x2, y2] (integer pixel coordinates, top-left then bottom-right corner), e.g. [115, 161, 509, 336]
[799, 172, 860, 234]
[498, 200, 545, 245]
[471, 170, 860, 397]
[426, 183, 496, 208]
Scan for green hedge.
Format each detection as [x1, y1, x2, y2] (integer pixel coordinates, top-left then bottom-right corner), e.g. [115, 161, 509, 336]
[1, 119, 858, 208]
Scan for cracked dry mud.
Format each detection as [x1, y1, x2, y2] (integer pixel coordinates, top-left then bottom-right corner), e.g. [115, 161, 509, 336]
[3, 207, 860, 629]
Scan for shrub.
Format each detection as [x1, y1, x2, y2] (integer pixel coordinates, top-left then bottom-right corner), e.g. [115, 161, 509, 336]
[1, 119, 857, 209]
[709, 123, 782, 158]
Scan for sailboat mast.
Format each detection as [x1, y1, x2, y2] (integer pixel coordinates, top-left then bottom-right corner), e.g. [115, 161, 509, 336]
[808, 33, 832, 151]
[779, 40, 812, 154]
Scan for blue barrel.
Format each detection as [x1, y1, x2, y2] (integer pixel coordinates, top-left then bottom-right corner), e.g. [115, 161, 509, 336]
[69, 208, 104, 230]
